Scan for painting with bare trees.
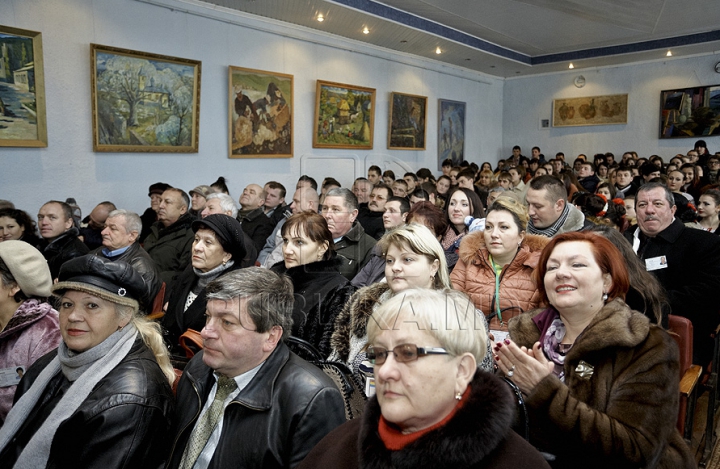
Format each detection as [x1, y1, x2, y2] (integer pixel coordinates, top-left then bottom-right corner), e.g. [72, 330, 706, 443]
[91, 44, 201, 152]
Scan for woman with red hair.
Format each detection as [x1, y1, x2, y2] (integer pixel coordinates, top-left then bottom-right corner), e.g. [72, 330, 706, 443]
[495, 231, 693, 469]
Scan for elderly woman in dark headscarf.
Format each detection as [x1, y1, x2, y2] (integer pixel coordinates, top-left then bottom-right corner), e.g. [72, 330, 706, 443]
[0, 255, 175, 468]
[162, 214, 246, 353]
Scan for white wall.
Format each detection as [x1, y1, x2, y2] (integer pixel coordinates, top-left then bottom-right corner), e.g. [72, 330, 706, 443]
[502, 54, 720, 161]
[0, 0, 504, 217]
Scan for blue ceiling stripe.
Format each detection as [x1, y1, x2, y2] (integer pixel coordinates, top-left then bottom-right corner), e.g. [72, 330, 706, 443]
[328, 0, 531, 64]
[330, 0, 720, 67]
[533, 30, 720, 65]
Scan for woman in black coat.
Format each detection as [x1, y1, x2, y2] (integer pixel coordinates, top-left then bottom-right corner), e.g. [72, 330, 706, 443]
[162, 214, 246, 353]
[271, 212, 355, 357]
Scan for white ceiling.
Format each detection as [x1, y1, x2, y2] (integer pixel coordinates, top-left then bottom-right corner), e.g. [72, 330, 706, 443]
[200, 0, 720, 77]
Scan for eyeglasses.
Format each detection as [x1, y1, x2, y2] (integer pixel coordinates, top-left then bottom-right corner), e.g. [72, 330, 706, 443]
[366, 344, 449, 365]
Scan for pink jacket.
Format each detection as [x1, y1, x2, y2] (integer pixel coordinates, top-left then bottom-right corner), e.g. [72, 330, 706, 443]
[0, 299, 61, 422]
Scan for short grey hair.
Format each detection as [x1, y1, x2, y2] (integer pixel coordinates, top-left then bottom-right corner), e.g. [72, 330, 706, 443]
[488, 186, 507, 196]
[107, 209, 142, 234]
[207, 193, 238, 218]
[636, 181, 675, 208]
[205, 268, 294, 339]
[325, 187, 358, 211]
[367, 288, 487, 365]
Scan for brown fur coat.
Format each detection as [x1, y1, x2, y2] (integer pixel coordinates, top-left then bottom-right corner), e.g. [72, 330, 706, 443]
[508, 299, 695, 469]
[451, 232, 548, 331]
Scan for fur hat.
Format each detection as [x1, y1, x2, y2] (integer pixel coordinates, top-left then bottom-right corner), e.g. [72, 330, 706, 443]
[53, 255, 150, 313]
[0, 241, 52, 297]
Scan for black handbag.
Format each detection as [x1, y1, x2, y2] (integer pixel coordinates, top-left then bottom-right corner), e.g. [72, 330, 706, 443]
[502, 377, 529, 441]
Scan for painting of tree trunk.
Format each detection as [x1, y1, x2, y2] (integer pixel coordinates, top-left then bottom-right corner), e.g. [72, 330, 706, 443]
[91, 44, 201, 152]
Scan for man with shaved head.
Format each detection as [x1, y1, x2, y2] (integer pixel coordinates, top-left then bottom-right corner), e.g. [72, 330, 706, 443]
[237, 183, 274, 253]
[259, 186, 320, 268]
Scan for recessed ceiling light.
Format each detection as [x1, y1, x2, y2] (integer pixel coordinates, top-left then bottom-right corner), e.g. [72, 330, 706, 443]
[362, 26, 369, 34]
[666, 50, 672, 57]
[569, 63, 574, 69]
[436, 47, 442, 55]
[317, 14, 324, 22]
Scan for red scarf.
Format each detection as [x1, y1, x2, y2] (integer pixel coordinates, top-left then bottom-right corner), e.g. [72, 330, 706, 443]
[378, 385, 471, 451]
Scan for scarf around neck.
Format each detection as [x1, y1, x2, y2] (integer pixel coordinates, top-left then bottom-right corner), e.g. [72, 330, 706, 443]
[192, 260, 235, 294]
[0, 323, 138, 469]
[527, 202, 570, 237]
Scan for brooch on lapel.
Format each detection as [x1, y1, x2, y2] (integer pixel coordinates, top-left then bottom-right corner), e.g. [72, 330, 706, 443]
[575, 361, 594, 380]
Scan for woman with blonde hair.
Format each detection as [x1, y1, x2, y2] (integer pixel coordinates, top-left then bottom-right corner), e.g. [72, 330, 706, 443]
[452, 196, 548, 342]
[329, 223, 493, 378]
[0, 256, 174, 468]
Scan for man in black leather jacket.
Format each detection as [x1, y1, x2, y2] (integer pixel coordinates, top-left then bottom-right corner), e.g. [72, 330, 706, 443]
[166, 268, 345, 469]
[92, 209, 162, 307]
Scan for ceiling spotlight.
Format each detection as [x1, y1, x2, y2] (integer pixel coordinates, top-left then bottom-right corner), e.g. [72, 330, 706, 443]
[362, 26, 369, 34]
[317, 14, 324, 22]
[569, 63, 574, 69]
[666, 50, 672, 57]
[436, 47, 442, 55]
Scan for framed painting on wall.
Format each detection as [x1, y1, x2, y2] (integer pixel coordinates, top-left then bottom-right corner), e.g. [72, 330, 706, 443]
[91, 44, 201, 152]
[388, 92, 427, 150]
[438, 99, 465, 168]
[313, 80, 375, 149]
[552, 94, 628, 127]
[0, 25, 47, 147]
[229, 66, 292, 158]
[660, 85, 720, 138]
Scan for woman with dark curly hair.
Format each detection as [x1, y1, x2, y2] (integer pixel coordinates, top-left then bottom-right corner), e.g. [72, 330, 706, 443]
[0, 208, 42, 247]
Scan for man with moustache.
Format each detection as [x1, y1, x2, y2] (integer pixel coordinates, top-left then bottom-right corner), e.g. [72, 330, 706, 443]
[625, 182, 720, 365]
[355, 184, 390, 240]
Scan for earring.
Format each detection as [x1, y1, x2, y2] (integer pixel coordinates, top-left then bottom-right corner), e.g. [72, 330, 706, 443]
[455, 391, 462, 401]
[602, 292, 608, 302]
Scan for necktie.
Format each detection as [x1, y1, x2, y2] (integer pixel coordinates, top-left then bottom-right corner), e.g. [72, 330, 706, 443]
[179, 376, 237, 469]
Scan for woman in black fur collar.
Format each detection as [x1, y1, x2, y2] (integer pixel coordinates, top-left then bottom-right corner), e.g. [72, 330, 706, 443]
[271, 212, 355, 357]
[298, 289, 549, 469]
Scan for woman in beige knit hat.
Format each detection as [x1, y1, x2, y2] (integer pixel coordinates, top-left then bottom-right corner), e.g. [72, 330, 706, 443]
[0, 240, 61, 424]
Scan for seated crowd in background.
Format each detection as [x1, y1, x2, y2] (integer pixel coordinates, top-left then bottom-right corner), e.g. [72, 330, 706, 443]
[0, 140, 718, 468]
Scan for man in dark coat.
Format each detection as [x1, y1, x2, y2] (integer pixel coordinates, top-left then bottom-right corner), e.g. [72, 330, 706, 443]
[166, 268, 345, 469]
[36, 200, 89, 280]
[322, 188, 376, 281]
[143, 188, 195, 285]
[237, 184, 274, 253]
[625, 182, 720, 365]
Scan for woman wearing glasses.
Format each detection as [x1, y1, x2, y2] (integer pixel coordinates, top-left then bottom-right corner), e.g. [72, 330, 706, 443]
[451, 196, 548, 343]
[299, 288, 549, 469]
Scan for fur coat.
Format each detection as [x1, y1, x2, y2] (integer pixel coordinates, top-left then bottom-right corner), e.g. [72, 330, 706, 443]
[508, 299, 695, 469]
[451, 232, 548, 331]
[296, 370, 551, 469]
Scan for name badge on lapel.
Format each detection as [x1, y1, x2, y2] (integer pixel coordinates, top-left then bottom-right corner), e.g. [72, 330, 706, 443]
[575, 361, 594, 380]
[645, 256, 668, 271]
